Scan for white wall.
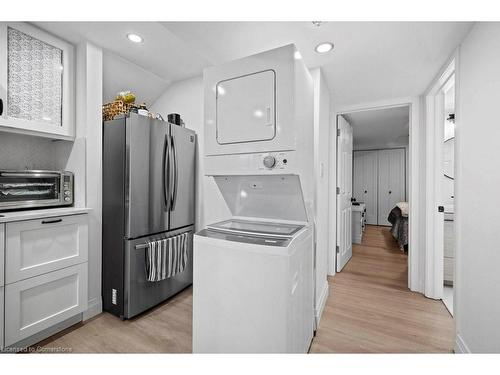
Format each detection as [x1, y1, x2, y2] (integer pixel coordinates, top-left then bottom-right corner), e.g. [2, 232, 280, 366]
[150, 76, 230, 231]
[311, 68, 331, 324]
[454, 22, 500, 353]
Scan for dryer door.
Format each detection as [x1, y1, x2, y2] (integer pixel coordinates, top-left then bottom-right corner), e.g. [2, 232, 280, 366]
[216, 70, 275, 145]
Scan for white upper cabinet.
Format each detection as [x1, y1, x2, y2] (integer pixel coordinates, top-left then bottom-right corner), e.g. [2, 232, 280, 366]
[216, 70, 276, 145]
[0, 22, 75, 140]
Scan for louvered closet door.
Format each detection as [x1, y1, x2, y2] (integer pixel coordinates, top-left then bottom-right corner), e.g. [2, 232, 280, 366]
[378, 149, 406, 226]
[353, 151, 378, 225]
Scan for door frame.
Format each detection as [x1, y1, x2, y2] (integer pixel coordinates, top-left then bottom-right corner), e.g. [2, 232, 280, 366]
[329, 97, 421, 293]
[422, 53, 457, 299]
[335, 114, 353, 272]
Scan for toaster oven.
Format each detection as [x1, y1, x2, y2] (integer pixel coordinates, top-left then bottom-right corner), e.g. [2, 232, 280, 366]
[0, 170, 74, 211]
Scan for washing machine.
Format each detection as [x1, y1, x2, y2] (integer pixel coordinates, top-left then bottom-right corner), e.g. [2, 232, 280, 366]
[193, 175, 313, 353]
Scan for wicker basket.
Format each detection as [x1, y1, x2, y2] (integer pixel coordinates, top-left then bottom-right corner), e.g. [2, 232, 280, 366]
[102, 100, 133, 121]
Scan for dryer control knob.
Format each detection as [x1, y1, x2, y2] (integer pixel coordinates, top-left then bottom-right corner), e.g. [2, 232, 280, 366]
[263, 155, 276, 169]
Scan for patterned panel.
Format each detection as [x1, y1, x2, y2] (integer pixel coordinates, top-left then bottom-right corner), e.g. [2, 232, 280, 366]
[7, 27, 63, 126]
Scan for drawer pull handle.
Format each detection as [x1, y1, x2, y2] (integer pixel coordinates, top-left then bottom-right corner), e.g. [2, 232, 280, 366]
[41, 218, 62, 224]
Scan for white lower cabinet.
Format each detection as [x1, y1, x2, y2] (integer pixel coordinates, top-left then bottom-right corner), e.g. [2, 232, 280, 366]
[4, 262, 87, 347]
[444, 219, 454, 284]
[352, 205, 365, 244]
[0, 287, 4, 349]
[5, 214, 88, 284]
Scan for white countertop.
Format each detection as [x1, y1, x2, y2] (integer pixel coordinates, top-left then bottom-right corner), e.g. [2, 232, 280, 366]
[0, 207, 91, 223]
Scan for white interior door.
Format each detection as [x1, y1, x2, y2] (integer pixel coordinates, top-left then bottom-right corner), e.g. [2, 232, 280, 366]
[353, 151, 378, 225]
[336, 115, 353, 272]
[377, 148, 406, 226]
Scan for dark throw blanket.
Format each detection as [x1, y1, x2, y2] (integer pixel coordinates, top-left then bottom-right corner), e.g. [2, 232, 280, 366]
[387, 207, 409, 251]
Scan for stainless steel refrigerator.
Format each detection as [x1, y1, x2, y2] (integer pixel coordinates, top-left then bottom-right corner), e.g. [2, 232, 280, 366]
[102, 112, 196, 319]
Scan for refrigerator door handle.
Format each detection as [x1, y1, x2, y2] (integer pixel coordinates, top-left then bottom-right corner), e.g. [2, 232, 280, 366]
[163, 134, 171, 211]
[170, 134, 178, 211]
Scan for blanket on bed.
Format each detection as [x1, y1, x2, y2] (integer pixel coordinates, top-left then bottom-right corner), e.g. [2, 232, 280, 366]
[388, 206, 409, 251]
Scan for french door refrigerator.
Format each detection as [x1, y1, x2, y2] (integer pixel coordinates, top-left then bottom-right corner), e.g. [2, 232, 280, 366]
[102, 112, 196, 319]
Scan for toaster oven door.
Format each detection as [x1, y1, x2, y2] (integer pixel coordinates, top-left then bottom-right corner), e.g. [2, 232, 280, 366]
[0, 171, 67, 210]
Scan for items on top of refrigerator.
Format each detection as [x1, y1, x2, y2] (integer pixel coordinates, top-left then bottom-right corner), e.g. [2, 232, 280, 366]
[102, 98, 133, 121]
[102, 90, 178, 124]
[167, 113, 185, 127]
[115, 90, 136, 104]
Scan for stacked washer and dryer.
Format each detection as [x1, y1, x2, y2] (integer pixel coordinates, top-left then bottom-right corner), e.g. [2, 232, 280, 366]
[193, 44, 315, 353]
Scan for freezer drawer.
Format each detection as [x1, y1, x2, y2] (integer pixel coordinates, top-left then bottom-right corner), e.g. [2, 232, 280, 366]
[124, 227, 194, 319]
[5, 214, 88, 284]
[4, 263, 87, 347]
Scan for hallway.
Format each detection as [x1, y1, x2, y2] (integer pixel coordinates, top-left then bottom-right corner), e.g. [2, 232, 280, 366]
[310, 225, 455, 353]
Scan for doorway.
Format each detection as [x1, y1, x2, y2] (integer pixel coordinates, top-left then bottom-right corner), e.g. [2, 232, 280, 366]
[423, 58, 457, 303]
[332, 98, 419, 292]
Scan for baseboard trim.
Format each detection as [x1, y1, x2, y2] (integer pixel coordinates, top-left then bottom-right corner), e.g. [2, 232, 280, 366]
[83, 297, 102, 321]
[3, 314, 82, 352]
[455, 333, 471, 353]
[315, 281, 330, 329]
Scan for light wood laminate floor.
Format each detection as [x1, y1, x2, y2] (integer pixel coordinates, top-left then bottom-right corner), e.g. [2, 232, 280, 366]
[37, 225, 454, 353]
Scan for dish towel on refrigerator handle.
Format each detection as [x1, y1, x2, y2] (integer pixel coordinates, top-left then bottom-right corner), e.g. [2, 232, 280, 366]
[146, 232, 189, 282]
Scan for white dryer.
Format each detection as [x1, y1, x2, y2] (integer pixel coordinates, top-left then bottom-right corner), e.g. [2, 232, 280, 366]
[193, 175, 313, 353]
[203, 44, 314, 186]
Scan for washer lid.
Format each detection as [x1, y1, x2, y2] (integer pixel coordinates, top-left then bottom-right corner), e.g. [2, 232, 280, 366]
[213, 174, 308, 222]
[208, 219, 304, 237]
[196, 229, 292, 247]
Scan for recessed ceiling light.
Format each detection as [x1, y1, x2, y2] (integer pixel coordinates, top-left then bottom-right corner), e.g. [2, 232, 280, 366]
[127, 33, 143, 43]
[315, 42, 334, 54]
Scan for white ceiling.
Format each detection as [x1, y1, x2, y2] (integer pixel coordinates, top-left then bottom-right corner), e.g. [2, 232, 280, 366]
[345, 106, 409, 150]
[35, 21, 473, 107]
[162, 22, 473, 106]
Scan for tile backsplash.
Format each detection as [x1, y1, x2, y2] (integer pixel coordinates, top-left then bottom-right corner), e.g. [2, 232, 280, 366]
[0, 132, 60, 170]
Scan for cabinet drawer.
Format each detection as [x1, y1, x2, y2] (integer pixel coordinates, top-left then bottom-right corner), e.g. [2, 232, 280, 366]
[4, 263, 87, 347]
[444, 257, 454, 283]
[6, 214, 88, 284]
[0, 286, 4, 349]
[0, 224, 4, 287]
[444, 221, 454, 258]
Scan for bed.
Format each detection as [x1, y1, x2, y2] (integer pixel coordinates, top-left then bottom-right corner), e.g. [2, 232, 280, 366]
[387, 202, 409, 251]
